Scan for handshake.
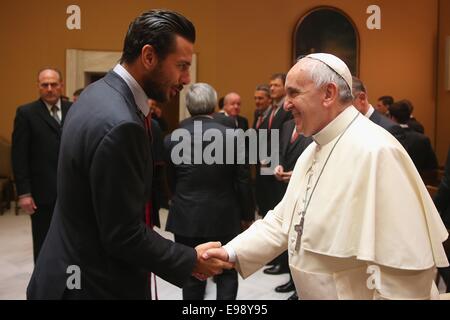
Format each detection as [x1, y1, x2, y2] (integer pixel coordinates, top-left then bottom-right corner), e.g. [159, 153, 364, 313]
[192, 242, 234, 281]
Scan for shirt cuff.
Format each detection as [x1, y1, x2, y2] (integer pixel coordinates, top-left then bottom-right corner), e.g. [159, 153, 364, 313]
[223, 244, 237, 263]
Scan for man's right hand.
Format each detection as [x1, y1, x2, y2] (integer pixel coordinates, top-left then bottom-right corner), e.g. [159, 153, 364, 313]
[192, 242, 234, 280]
[18, 196, 37, 215]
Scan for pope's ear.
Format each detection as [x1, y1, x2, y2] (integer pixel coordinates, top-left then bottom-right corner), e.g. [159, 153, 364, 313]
[323, 82, 338, 106]
[141, 44, 158, 70]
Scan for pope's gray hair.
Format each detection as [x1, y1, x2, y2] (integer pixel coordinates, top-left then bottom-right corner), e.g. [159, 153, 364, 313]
[186, 83, 218, 116]
[304, 57, 353, 104]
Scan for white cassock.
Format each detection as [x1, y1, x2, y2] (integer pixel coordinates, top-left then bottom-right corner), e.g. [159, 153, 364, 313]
[227, 106, 449, 299]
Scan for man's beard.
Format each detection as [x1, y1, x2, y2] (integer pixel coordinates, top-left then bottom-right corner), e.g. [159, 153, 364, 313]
[142, 65, 170, 103]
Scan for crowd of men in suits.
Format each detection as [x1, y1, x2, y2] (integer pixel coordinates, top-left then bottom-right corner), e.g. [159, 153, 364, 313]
[12, 66, 447, 299]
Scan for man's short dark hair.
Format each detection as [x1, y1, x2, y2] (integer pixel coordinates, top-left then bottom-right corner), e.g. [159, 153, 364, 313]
[270, 73, 287, 85]
[73, 88, 84, 96]
[378, 95, 394, 107]
[389, 100, 412, 124]
[351, 76, 366, 95]
[255, 84, 271, 97]
[218, 96, 224, 110]
[120, 9, 196, 64]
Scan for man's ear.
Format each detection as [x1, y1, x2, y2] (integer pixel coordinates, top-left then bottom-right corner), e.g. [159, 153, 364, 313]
[141, 44, 158, 70]
[323, 83, 338, 106]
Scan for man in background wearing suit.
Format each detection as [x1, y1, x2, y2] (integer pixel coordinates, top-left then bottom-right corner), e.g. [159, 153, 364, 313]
[12, 68, 71, 263]
[352, 76, 406, 148]
[27, 9, 231, 300]
[252, 85, 272, 130]
[258, 73, 292, 275]
[213, 92, 249, 130]
[165, 83, 254, 300]
[389, 100, 438, 175]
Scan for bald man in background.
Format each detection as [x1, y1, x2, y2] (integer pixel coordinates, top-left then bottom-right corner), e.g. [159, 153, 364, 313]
[12, 68, 72, 262]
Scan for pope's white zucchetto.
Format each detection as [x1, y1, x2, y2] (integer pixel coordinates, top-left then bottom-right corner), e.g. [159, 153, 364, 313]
[305, 53, 352, 94]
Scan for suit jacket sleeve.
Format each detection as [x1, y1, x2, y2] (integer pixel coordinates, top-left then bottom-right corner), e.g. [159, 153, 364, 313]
[11, 107, 32, 196]
[228, 202, 288, 278]
[89, 122, 196, 287]
[234, 162, 255, 222]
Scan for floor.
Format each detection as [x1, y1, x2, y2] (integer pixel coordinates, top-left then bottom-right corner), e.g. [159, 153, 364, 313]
[0, 205, 292, 300]
[2, 205, 446, 300]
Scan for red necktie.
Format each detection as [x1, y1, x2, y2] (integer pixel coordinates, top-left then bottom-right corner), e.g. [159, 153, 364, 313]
[256, 115, 263, 129]
[290, 128, 299, 144]
[143, 113, 158, 300]
[268, 107, 276, 130]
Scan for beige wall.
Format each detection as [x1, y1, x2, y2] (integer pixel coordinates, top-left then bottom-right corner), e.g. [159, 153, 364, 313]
[437, 0, 450, 164]
[0, 0, 448, 164]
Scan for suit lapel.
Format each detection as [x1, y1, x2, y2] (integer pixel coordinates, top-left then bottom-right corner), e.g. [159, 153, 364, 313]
[60, 100, 71, 124]
[369, 110, 380, 124]
[103, 71, 153, 197]
[103, 71, 141, 118]
[35, 99, 61, 133]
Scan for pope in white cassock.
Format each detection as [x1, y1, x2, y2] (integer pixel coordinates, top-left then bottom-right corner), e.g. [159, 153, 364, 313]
[203, 53, 449, 299]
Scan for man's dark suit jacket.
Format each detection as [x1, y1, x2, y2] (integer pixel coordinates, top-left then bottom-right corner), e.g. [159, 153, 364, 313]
[369, 109, 407, 147]
[27, 71, 196, 299]
[12, 99, 71, 204]
[211, 112, 235, 128]
[279, 120, 313, 175]
[435, 147, 450, 228]
[265, 105, 293, 131]
[236, 115, 249, 131]
[164, 116, 254, 238]
[254, 105, 292, 216]
[400, 127, 438, 173]
[408, 117, 425, 134]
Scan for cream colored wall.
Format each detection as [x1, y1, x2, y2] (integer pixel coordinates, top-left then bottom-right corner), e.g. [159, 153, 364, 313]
[0, 0, 447, 164]
[436, 0, 450, 164]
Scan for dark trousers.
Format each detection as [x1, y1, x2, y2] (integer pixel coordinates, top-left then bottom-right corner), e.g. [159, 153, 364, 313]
[439, 236, 450, 292]
[175, 234, 238, 300]
[30, 203, 54, 263]
[255, 173, 284, 217]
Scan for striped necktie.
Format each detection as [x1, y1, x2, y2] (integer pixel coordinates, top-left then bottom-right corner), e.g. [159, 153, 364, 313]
[51, 105, 61, 125]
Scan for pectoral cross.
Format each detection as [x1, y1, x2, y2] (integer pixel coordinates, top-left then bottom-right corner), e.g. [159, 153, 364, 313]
[294, 215, 304, 252]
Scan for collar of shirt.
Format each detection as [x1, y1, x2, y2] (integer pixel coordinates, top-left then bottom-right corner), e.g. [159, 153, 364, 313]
[113, 64, 150, 118]
[400, 124, 409, 129]
[364, 104, 375, 118]
[261, 106, 271, 118]
[313, 106, 359, 146]
[43, 99, 62, 117]
[272, 98, 285, 117]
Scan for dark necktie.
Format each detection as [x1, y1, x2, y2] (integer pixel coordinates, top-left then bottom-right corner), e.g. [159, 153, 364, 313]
[51, 105, 61, 125]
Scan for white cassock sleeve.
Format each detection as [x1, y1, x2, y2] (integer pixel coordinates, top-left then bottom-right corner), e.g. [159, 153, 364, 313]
[227, 205, 289, 279]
